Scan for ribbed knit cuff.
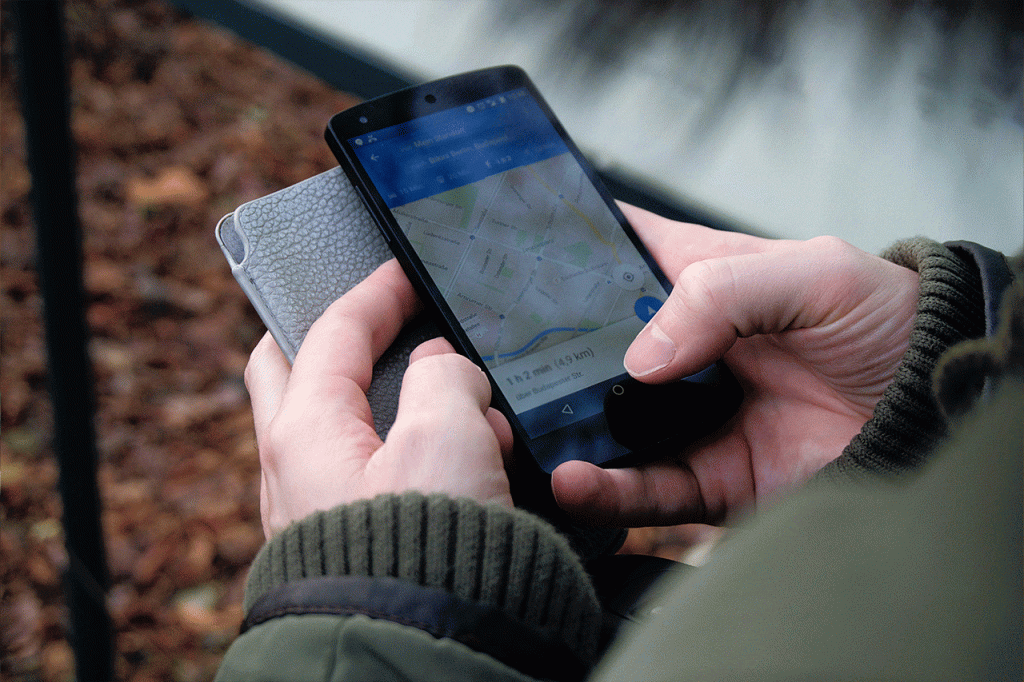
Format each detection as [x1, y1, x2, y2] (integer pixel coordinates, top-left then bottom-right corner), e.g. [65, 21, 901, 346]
[244, 492, 603, 662]
[819, 238, 985, 482]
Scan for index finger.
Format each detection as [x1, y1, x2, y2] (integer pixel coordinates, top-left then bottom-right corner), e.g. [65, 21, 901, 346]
[290, 259, 421, 392]
[619, 202, 776, 280]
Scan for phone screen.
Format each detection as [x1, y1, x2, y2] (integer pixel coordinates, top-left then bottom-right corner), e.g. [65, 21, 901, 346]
[329, 69, 740, 473]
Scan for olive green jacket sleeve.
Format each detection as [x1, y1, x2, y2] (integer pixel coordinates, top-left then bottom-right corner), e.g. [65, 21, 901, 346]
[216, 495, 603, 682]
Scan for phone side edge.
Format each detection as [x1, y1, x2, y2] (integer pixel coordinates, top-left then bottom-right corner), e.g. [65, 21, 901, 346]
[214, 212, 299, 363]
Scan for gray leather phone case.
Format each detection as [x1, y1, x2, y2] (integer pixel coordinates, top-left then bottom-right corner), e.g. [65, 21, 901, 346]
[215, 166, 438, 438]
[216, 166, 626, 558]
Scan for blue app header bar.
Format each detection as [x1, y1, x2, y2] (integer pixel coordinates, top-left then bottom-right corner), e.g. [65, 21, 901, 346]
[349, 88, 568, 207]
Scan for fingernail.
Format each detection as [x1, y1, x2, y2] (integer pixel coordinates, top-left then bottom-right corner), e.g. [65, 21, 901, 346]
[624, 321, 676, 377]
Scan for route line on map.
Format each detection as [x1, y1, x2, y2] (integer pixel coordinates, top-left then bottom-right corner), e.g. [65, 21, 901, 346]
[480, 326, 598, 361]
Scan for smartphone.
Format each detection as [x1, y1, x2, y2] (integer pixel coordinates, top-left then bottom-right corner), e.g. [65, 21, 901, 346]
[326, 66, 742, 474]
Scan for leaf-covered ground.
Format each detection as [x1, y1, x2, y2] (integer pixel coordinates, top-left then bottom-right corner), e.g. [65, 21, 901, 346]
[0, 2, 711, 679]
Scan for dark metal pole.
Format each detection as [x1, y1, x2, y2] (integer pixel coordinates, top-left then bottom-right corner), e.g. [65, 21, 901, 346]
[11, 2, 114, 680]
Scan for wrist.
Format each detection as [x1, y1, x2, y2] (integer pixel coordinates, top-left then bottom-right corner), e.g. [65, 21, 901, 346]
[821, 238, 986, 480]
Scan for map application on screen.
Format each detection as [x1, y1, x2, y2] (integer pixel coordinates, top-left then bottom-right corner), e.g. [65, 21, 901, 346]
[350, 89, 669, 438]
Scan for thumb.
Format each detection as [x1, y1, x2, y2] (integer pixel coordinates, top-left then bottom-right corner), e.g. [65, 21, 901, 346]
[624, 238, 841, 382]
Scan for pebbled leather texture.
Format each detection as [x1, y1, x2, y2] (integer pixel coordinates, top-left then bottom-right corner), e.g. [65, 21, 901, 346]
[216, 167, 437, 438]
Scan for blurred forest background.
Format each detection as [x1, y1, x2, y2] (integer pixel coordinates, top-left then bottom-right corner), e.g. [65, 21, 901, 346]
[2, 1, 351, 678]
[1, 2, 706, 679]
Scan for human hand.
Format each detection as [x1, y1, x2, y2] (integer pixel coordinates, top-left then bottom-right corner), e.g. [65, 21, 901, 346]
[552, 204, 920, 526]
[245, 260, 514, 537]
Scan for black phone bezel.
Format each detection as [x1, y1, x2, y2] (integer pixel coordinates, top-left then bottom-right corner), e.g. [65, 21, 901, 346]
[325, 65, 742, 475]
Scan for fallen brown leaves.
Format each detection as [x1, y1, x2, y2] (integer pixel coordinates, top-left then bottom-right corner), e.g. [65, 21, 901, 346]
[1, 1, 355, 679]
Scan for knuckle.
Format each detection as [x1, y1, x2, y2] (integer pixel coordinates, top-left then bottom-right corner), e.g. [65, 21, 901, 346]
[243, 340, 268, 391]
[673, 258, 732, 319]
[257, 418, 288, 472]
[805, 235, 855, 261]
[802, 235, 873, 290]
[243, 358, 256, 392]
[408, 352, 487, 389]
[386, 414, 446, 456]
[404, 352, 449, 383]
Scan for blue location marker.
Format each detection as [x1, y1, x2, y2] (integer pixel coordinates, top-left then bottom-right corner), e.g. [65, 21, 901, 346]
[634, 296, 663, 323]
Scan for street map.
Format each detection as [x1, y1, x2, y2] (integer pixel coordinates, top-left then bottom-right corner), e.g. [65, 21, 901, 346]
[392, 152, 650, 370]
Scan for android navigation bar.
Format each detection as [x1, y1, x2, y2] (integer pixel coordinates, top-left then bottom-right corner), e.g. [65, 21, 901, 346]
[515, 375, 623, 439]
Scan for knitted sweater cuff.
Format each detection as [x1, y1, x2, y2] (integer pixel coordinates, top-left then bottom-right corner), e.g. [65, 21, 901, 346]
[243, 492, 602, 661]
[819, 238, 985, 482]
